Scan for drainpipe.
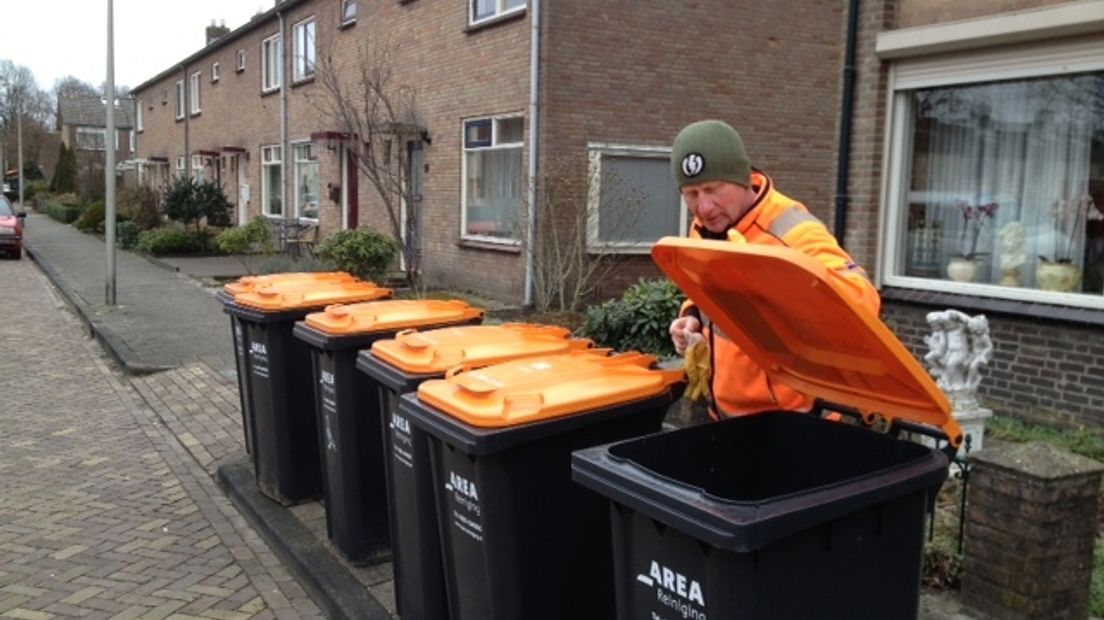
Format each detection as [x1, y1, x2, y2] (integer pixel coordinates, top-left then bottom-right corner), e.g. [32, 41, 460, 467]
[833, 0, 860, 248]
[182, 63, 190, 179]
[523, 0, 542, 307]
[279, 9, 291, 242]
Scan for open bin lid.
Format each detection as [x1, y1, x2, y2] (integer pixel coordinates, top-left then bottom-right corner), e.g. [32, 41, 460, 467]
[222, 271, 356, 296]
[303, 299, 485, 335]
[651, 237, 961, 447]
[370, 323, 593, 374]
[233, 280, 391, 311]
[416, 350, 685, 428]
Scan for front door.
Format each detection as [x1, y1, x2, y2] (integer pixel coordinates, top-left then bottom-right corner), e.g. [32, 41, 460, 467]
[237, 154, 249, 226]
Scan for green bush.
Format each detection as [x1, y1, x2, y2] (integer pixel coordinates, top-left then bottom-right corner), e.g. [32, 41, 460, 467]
[136, 227, 209, 256]
[46, 201, 83, 224]
[162, 177, 232, 231]
[119, 185, 163, 230]
[582, 278, 685, 357]
[75, 200, 106, 231]
[315, 227, 398, 282]
[50, 143, 78, 194]
[214, 217, 274, 256]
[116, 221, 141, 250]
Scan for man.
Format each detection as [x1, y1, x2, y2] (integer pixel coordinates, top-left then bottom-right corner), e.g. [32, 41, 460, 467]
[667, 119, 880, 419]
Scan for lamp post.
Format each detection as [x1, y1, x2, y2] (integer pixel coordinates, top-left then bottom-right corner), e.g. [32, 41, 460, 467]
[105, 0, 117, 305]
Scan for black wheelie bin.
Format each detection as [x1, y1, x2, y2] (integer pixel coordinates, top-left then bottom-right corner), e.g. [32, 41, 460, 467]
[356, 323, 595, 619]
[290, 299, 485, 565]
[224, 280, 391, 504]
[572, 238, 964, 620]
[219, 272, 357, 455]
[398, 350, 686, 620]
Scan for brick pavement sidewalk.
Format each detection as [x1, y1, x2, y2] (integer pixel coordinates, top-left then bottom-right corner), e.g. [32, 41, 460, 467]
[0, 258, 322, 619]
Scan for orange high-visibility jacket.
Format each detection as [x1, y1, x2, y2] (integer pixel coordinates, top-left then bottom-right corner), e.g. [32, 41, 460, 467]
[681, 170, 881, 418]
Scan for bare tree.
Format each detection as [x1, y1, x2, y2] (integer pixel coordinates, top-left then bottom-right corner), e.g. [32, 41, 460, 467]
[308, 36, 423, 284]
[0, 60, 52, 181]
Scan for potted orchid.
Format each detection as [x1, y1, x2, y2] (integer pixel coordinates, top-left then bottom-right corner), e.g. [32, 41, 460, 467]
[946, 200, 998, 282]
[1036, 194, 1103, 292]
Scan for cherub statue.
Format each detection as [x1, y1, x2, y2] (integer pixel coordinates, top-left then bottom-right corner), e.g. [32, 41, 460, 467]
[966, 315, 992, 392]
[924, 309, 992, 411]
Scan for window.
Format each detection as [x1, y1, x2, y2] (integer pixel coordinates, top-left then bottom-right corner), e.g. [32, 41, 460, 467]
[175, 157, 186, 178]
[262, 145, 283, 217]
[175, 80, 185, 119]
[212, 61, 220, 82]
[190, 72, 201, 114]
[587, 145, 686, 251]
[136, 100, 143, 132]
[128, 130, 135, 153]
[882, 36, 1104, 305]
[262, 34, 282, 92]
[192, 155, 210, 183]
[470, 0, 526, 25]
[341, 0, 357, 25]
[76, 127, 107, 151]
[236, 49, 246, 72]
[293, 18, 316, 82]
[462, 116, 524, 241]
[293, 142, 320, 219]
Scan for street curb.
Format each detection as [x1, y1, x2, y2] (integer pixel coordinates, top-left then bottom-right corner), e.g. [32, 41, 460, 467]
[216, 457, 392, 620]
[24, 242, 173, 376]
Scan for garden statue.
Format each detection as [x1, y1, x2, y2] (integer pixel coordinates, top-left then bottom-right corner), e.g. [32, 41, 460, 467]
[997, 221, 1026, 286]
[924, 309, 994, 453]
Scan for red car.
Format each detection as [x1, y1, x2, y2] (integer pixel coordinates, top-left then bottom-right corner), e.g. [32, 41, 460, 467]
[0, 195, 25, 259]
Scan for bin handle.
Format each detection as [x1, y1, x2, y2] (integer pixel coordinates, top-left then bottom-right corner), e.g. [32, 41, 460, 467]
[503, 392, 544, 419]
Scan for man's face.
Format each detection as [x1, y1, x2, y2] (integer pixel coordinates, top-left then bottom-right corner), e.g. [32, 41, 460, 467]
[680, 181, 754, 233]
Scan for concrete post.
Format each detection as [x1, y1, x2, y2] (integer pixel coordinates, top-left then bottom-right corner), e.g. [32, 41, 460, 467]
[963, 442, 1104, 619]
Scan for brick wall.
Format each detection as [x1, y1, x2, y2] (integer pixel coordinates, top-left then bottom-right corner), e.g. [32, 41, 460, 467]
[882, 300, 1104, 428]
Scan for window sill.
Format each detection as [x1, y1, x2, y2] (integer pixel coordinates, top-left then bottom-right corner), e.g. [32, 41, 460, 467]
[340, 19, 356, 29]
[880, 286, 1104, 327]
[191, 111, 202, 118]
[459, 237, 522, 254]
[261, 87, 280, 98]
[291, 76, 315, 89]
[465, 7, 526, 34]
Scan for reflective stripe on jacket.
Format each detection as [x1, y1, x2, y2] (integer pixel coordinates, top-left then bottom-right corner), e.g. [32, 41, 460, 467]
[680, 170, 881, 419]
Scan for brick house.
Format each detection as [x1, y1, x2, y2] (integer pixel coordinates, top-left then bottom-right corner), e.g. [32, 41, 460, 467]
[130, 0, 846, 301]
[57, 97, 135, 199]
[850, 0, 1104, 428]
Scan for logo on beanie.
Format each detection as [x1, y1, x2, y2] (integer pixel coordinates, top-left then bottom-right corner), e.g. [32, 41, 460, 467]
[681, 153, 704, 178]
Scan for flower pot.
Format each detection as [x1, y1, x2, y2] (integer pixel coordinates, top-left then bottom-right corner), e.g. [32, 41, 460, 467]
[946, 257, 979, 283]
[1035, 261, 1082, 293]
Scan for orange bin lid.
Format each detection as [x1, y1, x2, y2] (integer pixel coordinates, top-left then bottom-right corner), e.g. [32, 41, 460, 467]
[303, 299, 484, 335]
[233, 281, 391, 311]
[416, 350, 685, 428]
[223, 271, 356, 296]
[651, 237, 961, 447]
[370, 323, 594, 374]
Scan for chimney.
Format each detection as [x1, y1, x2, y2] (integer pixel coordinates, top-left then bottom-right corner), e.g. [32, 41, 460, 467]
[206, 19, 230, 45]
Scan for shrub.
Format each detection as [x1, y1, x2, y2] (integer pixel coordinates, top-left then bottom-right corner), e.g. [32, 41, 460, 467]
[214, 217, 274, 256]
[50, 143, 78, 194]
[162, 177, 232, 231]
[119, 185, 163, 230]
[75, 200, 106, 232]
[136, 227, 209, 256]
[116, 221, 141, 250]
[56, 192, 81, 207]
[582, 278, 685, 357]
[315, 227, 398, 282]
[46, 201, 83, 224]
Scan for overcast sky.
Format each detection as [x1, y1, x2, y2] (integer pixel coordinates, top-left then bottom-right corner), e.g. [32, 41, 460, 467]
[4, 1, 267, 93]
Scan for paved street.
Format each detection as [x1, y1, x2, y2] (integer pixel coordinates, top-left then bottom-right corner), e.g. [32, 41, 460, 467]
[0, 256, 322, 619]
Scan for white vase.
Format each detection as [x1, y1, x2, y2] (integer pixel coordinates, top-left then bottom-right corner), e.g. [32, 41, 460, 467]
[946, 257, 979, 283]
[1036, 261, 1082, 293]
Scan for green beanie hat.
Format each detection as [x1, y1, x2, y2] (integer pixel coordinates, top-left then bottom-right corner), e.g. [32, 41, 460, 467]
[671, 120, 751, 189]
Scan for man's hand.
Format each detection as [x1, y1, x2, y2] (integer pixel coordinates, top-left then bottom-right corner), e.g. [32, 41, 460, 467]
[669, 315, 703, 356]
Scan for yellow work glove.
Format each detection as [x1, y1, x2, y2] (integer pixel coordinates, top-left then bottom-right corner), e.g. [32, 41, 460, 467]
[683, 340, 711, 402]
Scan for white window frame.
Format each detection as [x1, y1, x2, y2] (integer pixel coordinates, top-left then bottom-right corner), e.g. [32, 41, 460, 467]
[262, 34, 282, 93]
[292, 141, 319, 220]
[460, 115, 525, 244]
[175, 80, 185, 120]
[878, 23, 1104, 310]
[136, 100, 143, 132]
[192, 155, 207, 183]
[189, 72, 202, 115]
[76, 127, 107, 151]
[341, 0, 357, 26]
[236, 49, 246, 72]
[175, 157, 186, 178]
[211, 61, 220, 83]
[293, 18, 316, 83]
[469, 0, 527, 26]
[586, 144, 688, 253]
[261, 145, 283, 218]
[128, 130, 135, 153]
